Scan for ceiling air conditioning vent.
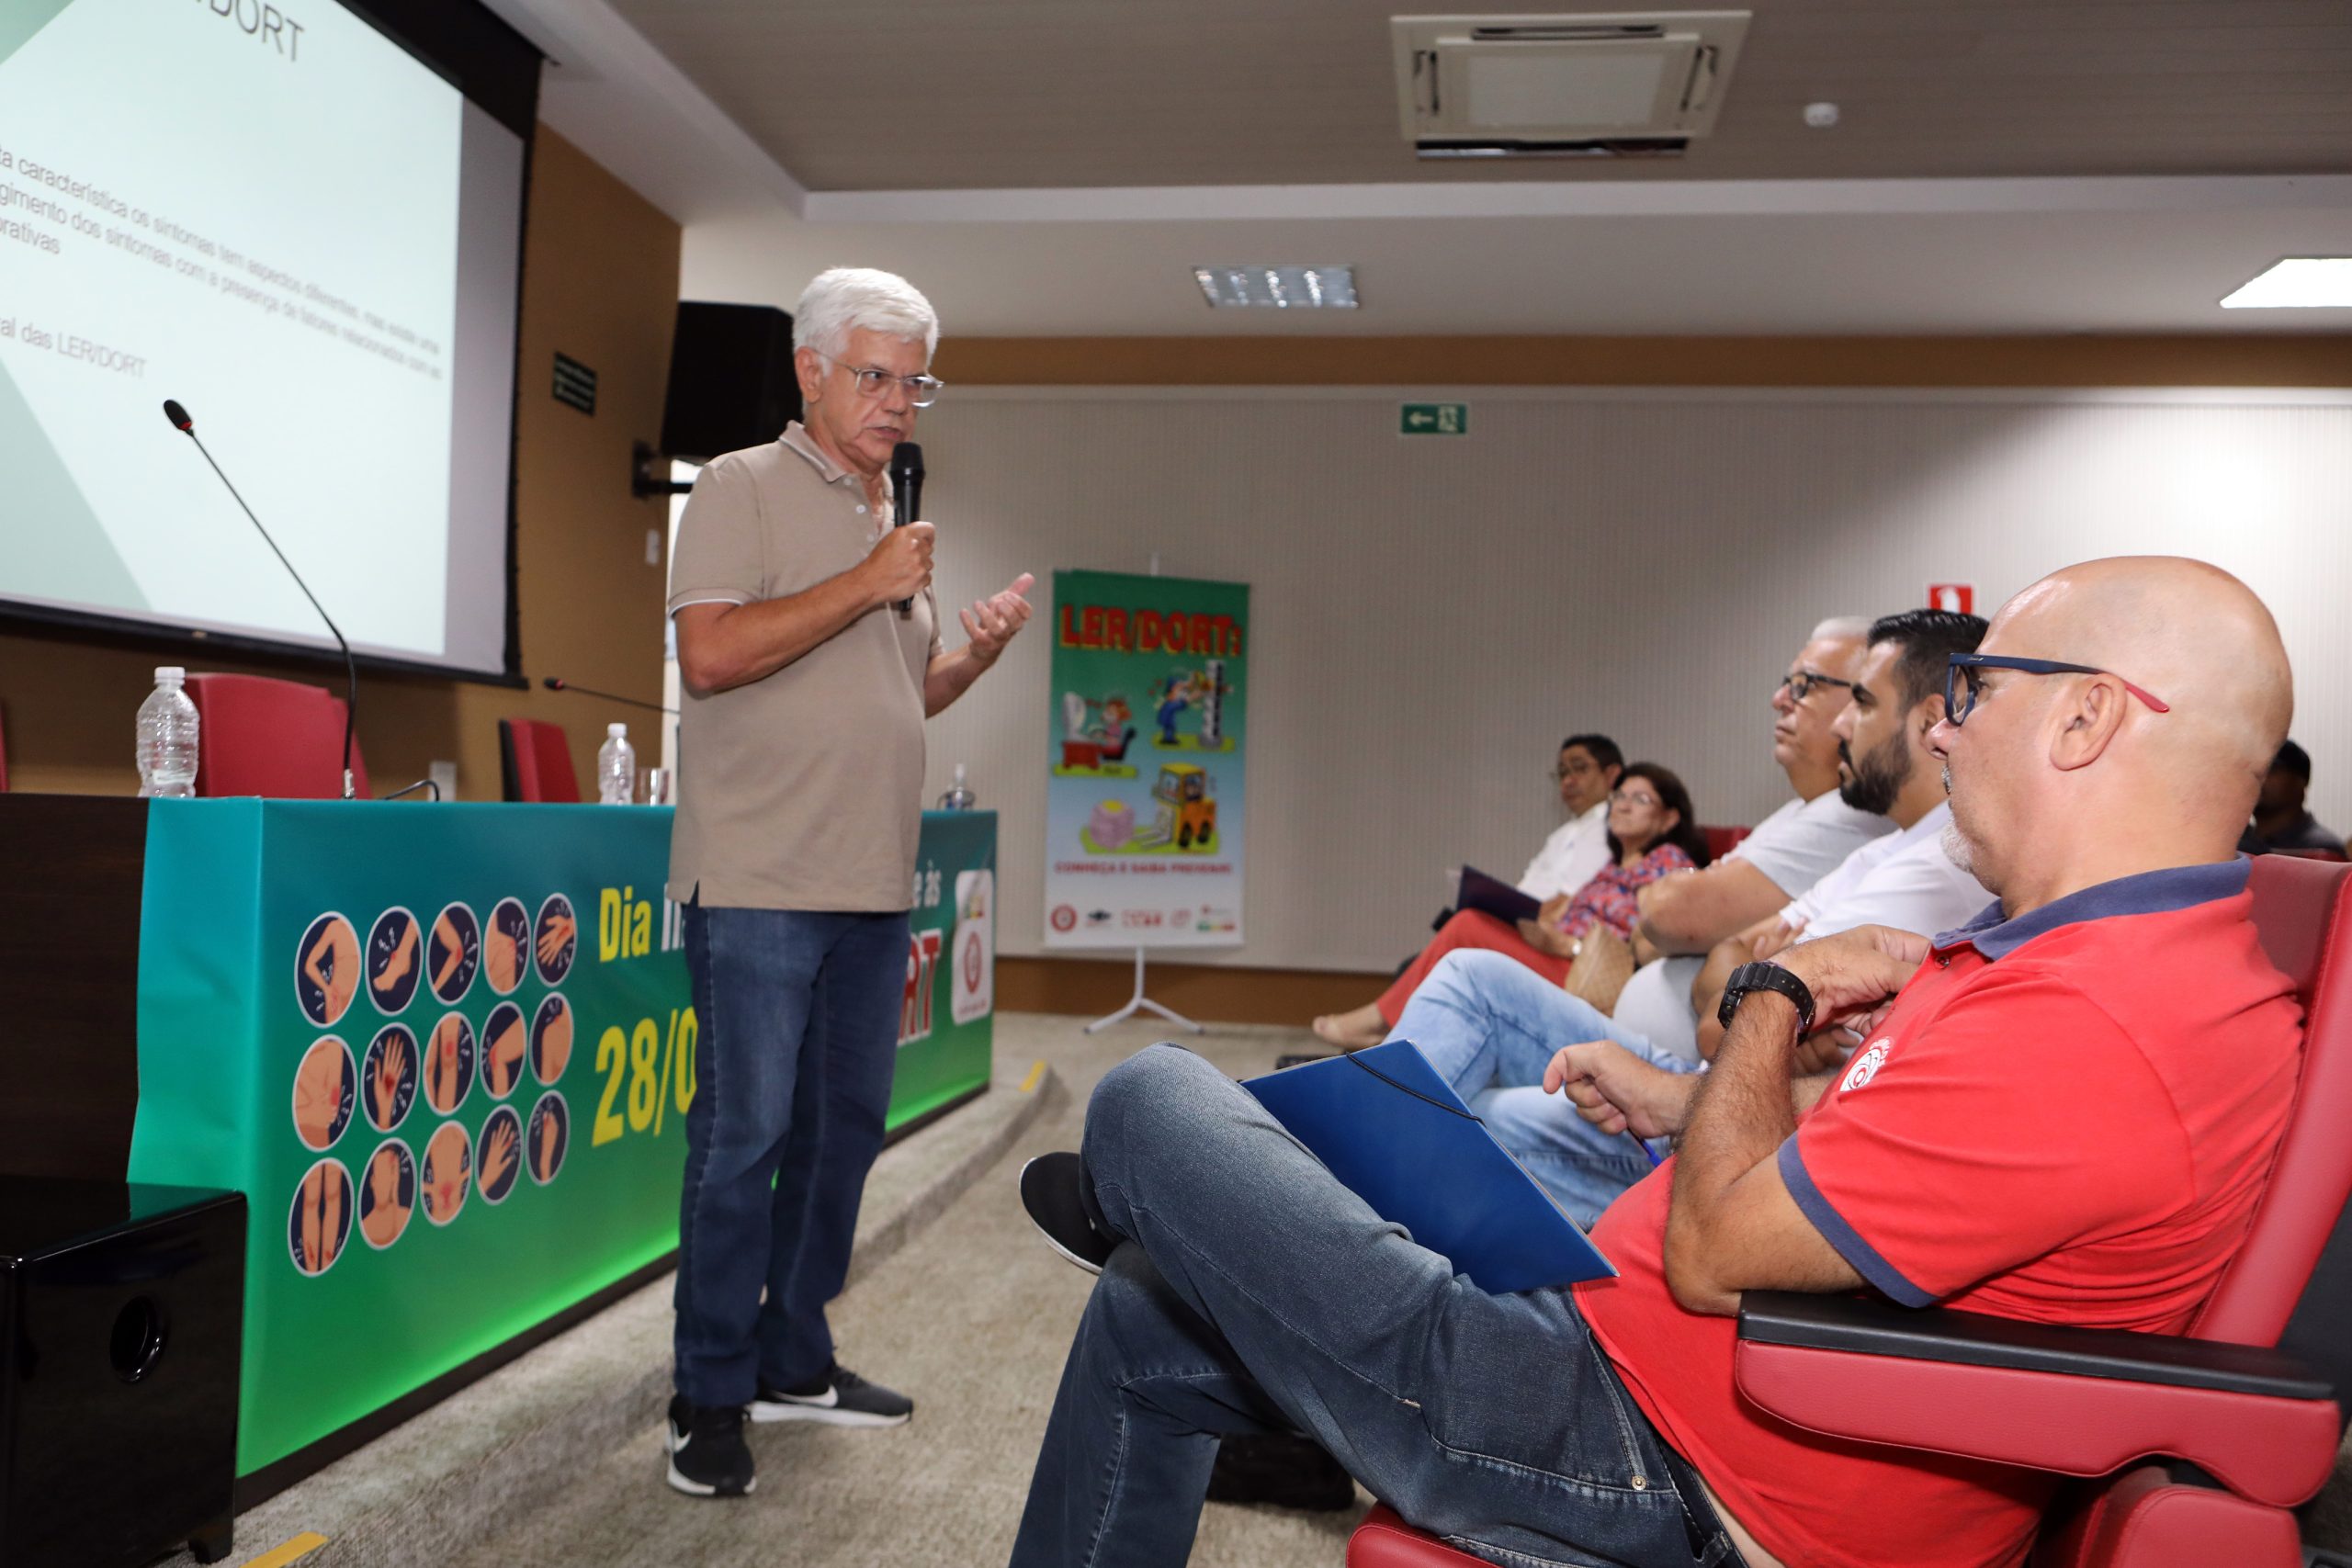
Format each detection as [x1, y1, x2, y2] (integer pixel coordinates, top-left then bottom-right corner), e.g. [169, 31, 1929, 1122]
[1392, 11, 1750, 159]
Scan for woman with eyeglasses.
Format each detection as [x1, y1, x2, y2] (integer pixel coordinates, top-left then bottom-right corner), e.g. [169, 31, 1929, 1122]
[1311, 762, 1713, 1050]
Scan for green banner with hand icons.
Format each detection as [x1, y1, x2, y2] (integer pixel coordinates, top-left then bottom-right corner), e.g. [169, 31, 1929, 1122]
[126, 799, 992, 1475]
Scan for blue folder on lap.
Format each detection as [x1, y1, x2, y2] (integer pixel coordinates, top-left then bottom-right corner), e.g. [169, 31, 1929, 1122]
[1242, 1041, 1616, 1294]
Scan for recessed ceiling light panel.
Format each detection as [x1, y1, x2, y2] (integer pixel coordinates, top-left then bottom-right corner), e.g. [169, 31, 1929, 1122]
[2221, 257, 2352, 309]
[1193, 265, 1360, 310]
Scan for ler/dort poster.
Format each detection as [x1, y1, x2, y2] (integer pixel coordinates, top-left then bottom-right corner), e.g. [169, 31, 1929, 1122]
[1045, 569, 1248, 950]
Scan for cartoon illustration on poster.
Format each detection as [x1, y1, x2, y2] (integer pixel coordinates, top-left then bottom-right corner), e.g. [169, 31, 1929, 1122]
[1046, 570, 1248, 949]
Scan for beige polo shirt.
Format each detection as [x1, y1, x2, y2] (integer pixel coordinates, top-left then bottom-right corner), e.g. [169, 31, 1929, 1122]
[666, 423, 942, 910]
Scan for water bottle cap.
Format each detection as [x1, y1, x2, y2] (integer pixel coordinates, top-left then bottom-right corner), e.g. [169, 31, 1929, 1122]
[607, 722, 627, 738]
[155, 666, 186, 682]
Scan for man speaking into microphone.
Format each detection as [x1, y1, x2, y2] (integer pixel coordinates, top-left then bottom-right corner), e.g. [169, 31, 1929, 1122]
[662, 267, 1032, 1498]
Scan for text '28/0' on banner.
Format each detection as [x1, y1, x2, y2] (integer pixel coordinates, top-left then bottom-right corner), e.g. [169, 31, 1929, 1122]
[1045, 570, 1248, 949]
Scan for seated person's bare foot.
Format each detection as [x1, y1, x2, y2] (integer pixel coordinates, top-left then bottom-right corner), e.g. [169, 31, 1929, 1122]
[1309, 1005, 1388, 1050]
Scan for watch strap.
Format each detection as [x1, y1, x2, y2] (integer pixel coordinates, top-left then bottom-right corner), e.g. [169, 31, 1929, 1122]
[1719, 961, 1816, 1036]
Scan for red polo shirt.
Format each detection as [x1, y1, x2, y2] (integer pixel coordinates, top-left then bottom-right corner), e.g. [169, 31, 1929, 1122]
[1574, 858, 2301, 1568]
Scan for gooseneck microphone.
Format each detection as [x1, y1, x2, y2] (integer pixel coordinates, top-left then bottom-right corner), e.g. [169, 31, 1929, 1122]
[542, 677, 678, 716]
[888, 440, 923, 615]
[162, 398, 360, 799]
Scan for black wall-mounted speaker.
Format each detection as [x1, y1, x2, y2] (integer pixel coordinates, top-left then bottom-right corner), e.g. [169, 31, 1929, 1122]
[659, 302, 801, 463]
[0, 1180, 243, 1568]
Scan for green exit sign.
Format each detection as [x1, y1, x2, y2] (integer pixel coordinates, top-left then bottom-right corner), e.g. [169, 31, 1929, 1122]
[1400, 401, 1468, 436]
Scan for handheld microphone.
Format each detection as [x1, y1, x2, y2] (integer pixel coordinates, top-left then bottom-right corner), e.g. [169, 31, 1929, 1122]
[888, 441, 923, 615]
[542, 677, 678, 716]
[162, 398, 360, 799]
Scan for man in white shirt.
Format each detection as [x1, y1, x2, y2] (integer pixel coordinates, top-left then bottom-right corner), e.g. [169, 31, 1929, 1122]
[1633, 619, 1892, 958]
[1396, 608, 1992, 1224]
[1602, 620, 1895, 1060]
[1515, 734, 1623, 900]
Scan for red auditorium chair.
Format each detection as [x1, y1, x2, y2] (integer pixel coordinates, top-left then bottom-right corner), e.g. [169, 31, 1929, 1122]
[1351, 852, 2350, 1568]
[1701, 824, 1750, 862]
[499, 717, 582, 803]
[184, 672, 369, 799]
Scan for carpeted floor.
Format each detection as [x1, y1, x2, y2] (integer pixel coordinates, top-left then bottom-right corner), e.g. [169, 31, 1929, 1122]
[437, 1013, 1363, 1568]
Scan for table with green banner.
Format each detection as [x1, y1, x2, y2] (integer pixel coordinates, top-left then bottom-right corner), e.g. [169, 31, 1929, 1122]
[97, 797, 997, 1479]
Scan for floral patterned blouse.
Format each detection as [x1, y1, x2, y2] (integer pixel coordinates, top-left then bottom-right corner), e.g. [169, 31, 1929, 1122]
[1555, 842, 1697, 941]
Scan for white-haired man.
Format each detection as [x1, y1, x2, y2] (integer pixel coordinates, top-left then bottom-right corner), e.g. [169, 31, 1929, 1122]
[1600, 615, 1897, 1059]
[661, 267, 1033, 1497]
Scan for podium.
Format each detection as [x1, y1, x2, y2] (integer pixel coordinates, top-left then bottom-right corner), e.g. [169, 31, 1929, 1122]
[0, 793, 993, 1486]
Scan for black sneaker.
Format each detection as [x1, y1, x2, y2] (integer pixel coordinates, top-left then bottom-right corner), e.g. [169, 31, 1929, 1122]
[1206, 1432, 1358, 1512]
[1020, 1151, 1116, 1275]
[665, 1394, 754, 1497]
[751, 1363, 913, 1427]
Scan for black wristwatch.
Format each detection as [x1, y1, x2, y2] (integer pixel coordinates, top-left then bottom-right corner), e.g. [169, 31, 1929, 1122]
[1718, 961, 1816, 1036]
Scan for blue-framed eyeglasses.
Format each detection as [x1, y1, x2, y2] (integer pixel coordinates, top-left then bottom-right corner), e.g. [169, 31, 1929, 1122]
[1944, 654, 2172, 727]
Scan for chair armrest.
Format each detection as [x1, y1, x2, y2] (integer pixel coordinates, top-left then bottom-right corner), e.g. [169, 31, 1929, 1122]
[1738, 1291, 2326, 1395]
[1734, 1292, 2340, 1509]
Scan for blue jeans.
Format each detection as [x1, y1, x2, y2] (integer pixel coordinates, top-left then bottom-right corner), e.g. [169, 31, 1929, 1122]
[1010, 1045, 1744, 1568]
[1396, 951, 1703, 1227]
[673, 903, 909, 1406]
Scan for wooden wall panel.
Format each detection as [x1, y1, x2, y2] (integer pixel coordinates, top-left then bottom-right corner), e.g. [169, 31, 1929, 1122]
[937, 334, 2352, 389]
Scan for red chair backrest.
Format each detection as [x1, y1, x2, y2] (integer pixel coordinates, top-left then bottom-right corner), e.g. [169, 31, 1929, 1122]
[1702, 824, 1751, 863]
[500, 718, 581, 803]
[185, 672, 369, 799]
[2190, 856, 2352, 1399]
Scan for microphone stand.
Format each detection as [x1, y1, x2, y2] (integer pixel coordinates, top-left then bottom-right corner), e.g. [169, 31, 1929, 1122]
[542, 678, 677, 716]
[172, 416, 359, 798]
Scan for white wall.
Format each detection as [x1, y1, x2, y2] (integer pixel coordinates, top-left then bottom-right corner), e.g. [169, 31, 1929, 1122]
[912, 386, 2352, 973]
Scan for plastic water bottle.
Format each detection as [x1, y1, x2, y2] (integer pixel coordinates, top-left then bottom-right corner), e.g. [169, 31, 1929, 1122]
[937, 761, 977, 811]
[135, 666, 201, 798]
[597, 723, 636, 805]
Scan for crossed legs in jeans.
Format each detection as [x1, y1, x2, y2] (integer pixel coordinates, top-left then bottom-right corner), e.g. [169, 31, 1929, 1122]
[1392, 950, 1704, 1227]
[1009, 1043, 1740, 1568]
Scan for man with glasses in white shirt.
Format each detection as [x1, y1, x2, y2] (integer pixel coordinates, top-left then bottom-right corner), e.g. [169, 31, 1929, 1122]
[1602, 620, 1896, 1062]
[1516, 733, 1626, 900]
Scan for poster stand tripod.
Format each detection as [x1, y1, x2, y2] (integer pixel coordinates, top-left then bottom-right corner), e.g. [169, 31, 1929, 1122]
[1084, 946, 1204, 1035]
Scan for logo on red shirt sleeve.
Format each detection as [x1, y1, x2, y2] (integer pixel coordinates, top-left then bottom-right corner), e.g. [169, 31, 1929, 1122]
[1840, 1039, 1893, 1093]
